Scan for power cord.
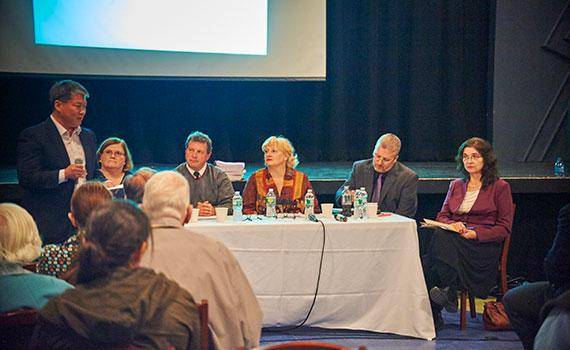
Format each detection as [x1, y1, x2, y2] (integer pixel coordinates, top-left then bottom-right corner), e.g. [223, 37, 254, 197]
[265, 217, 327, 332]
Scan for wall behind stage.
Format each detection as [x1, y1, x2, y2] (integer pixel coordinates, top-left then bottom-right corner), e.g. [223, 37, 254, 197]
[493, 0, 569, 163]
[0, 1, 491, 166]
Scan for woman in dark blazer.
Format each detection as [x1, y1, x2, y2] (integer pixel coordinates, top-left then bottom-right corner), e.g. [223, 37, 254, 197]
[423, 137, 514, 330]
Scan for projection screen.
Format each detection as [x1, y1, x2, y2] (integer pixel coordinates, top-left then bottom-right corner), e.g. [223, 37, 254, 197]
[0, 0, 326, 79]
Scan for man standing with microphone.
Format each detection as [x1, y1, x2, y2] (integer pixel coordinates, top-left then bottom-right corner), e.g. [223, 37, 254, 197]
[17, 80, 97, 244]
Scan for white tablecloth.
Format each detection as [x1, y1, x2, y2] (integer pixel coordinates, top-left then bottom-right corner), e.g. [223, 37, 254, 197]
[188, 213, 435, 340]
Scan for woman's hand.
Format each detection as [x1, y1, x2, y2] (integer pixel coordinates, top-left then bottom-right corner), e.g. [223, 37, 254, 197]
[461, 229, 478, 240]
[449, 222, 468, 234]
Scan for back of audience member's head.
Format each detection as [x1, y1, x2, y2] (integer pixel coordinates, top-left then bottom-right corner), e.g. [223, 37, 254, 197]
[77, 200, 150, 283]
[142, 171, 190, 223]
[70, 182, 113, 230]
[124, 167, 157, 204]
[0, 203, 42, 264]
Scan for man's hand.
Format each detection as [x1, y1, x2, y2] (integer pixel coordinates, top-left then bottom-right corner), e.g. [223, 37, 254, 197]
[64, 164, 86, 180]
[197, 201, 216, 216]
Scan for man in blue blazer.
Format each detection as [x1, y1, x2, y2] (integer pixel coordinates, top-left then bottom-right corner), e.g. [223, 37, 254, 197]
[16, 80, 97, 244]
[335, 133, 418, 218]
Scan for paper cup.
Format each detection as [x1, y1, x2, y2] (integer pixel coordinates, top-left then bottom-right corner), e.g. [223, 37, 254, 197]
[215, 207, 229, 223]
[190, 208, 200, 223]
[366, 202, 379, 217]
[320, 203, 334, 218]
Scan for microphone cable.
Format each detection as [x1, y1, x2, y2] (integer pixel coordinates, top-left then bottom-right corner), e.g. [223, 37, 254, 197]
[265, 216, 326, 332]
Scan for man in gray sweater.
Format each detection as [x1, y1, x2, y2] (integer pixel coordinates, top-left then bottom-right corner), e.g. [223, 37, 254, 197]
[175, 131, 234, 216]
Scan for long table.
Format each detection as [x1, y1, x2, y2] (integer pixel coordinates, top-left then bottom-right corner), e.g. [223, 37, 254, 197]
[188, 213, 435, 340]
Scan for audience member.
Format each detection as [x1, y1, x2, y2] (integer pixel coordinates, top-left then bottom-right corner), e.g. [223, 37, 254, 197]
[423, 137, 514, 330]
[504, 203, 570, 349]
[243, 136, 319, 214]
[141, 171, 262, 350]
[0, 203, 72, 312]
[335, 133, 418, 217]
[175, 131, 234, 216]
[95, 137, 134, 197]
[37, 182, 112, 278]
[32, 201, 200, 349]
[123, 167, 157, 203]
[17, 80, 97, 244]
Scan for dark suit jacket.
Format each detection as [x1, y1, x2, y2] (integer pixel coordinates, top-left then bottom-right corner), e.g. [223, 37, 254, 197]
[335, 159, 418, 218]
[16, 118, 97, 244]
[544, 204, 570, 294]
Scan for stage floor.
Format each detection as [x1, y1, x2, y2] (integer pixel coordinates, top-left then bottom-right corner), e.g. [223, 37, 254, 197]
[1, 162, 569, 200]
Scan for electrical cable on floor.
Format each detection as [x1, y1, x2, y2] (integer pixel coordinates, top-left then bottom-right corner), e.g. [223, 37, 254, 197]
[265, 218, 326, 332]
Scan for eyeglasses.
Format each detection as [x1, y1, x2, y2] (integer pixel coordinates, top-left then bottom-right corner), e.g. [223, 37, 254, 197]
[103, 150, 125, 157]
[462, 154, 482, 161]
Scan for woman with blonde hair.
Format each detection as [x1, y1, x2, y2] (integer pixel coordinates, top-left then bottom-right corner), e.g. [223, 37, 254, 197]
[0, 203, 72, 312]
[243, 136, 319, 214]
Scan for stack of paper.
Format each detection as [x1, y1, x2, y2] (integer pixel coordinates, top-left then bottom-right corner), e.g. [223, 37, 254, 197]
[215, 160, 246, 181]
[420, 218, 461, 233]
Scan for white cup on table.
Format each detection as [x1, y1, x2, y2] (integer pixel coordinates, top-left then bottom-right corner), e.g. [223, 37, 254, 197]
[190, 208, 200, 223]
[215, 207, 228, 223]
[366, 202, 379, 218]
[320, 203, 334, 218]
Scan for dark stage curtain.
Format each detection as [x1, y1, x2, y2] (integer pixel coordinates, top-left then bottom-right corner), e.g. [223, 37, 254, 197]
[0, 0, 491, 166]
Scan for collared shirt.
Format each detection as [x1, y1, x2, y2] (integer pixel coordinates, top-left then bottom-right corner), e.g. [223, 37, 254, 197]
[50, 115, 86, 185]
[185, 163, 207, 179]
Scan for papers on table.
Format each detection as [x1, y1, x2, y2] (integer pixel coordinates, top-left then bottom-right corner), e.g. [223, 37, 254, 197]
[420, 218, 460, 233]
[215, 160, 246, 181]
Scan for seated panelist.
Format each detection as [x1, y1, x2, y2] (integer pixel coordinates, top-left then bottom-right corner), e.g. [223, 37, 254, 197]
[423, 137, 514, 330]
[95, 137, 133, 197]
[243, 136, 319, 214]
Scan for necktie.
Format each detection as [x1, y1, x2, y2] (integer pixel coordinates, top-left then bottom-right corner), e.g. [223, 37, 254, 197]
[193, 171, 200, 179]
[371, 174, 382, 203]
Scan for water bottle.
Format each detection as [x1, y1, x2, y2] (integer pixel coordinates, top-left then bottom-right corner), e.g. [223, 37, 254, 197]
[266, 188, 277, 218]
[341, 185, 353, 217]
[232, 191, 243, 221]
[360, 187, 369, 219]
[554, 157, 565, 177]
[353, 188, 361, 219]
[304, 189, 315, 218]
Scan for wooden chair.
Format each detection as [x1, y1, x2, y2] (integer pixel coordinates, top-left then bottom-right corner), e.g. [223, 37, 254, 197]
[263, 341, 366, 350]
[459, 205, 515, 330]
[198, 299, 210, 350]
[0, 308, 38, 350]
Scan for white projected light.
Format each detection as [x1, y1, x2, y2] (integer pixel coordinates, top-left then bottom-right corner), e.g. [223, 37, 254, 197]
[33, 0, 267, 55]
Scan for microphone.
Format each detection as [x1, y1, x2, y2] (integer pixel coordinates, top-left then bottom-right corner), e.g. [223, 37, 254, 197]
[308, 213, 319, 222]
[333, 213, 347, 222]
[74, 158, 85, 182]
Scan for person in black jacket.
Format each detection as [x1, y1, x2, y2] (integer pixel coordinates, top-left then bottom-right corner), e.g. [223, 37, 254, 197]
[16, 80, 97, 244]
[503, 204, 570, 350]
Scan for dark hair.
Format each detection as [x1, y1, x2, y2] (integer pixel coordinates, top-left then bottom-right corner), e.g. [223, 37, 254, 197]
[71, 182, 113, 229]
[77, 200, 150, 283]
[123, 167, 157, 204]
[49, 80, 89, 107]
[184, 131, 212, 153]
[97, 137, 134, 172]
[455, 137, 499, 188]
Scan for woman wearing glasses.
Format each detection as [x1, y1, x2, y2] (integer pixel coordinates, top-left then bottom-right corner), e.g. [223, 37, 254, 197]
[243, 135, 319, 215]
[423, 137, 514, 330]
[95, 137, 133, 197]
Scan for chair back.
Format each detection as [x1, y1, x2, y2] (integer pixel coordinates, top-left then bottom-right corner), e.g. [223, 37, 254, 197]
[198, 299, 212, 350]
[499, 204, 516, 295]
[0, 308, 38, 350]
